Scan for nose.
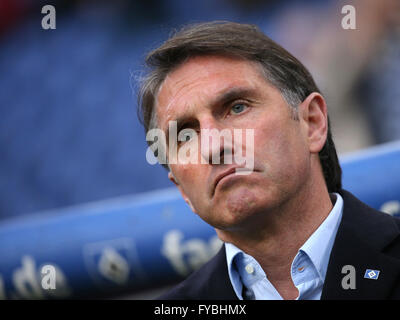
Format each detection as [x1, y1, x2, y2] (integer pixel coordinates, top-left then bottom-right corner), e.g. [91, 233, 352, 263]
[199, 117, 234, 165]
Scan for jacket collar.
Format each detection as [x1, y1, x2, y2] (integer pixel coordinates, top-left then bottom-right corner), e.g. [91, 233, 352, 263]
[321, 189, 400, 299]
[197, 246, 238, 299]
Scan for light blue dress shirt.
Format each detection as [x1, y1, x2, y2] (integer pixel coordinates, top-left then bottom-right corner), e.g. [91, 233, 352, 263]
[225, 193, 344, 300]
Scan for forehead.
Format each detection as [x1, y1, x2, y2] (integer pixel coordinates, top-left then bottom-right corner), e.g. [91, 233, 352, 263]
[155, 55, 271, 126]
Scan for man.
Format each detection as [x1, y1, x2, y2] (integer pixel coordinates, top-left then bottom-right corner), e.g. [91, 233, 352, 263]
[138, 21, 400, 299]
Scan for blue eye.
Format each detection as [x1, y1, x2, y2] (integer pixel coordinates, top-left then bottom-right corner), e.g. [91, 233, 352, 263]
[230, 103, 247, 115]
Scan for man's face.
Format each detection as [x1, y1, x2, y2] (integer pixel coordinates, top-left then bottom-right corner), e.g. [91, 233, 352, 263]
[156, 55, 314, 231]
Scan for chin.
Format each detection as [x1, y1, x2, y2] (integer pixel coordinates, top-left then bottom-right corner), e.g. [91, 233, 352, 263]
[211, 188, 265, 229]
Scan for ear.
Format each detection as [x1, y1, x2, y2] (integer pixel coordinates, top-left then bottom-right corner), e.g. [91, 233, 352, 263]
[168, 171, 197, 213]
[299, 93, 328, 154]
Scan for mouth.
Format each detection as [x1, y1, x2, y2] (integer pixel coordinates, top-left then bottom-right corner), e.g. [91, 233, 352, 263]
[212, 167, 252, 197]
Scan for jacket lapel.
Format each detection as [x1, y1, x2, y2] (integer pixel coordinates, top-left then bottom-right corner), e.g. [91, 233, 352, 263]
[196, 245, 238, 299]
[321, 190, 400, 299]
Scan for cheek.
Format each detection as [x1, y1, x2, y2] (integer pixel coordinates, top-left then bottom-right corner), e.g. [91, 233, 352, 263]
[173, 165, 195, 188]
[173, 164, 207, 203]
[254, 121, 308, 179]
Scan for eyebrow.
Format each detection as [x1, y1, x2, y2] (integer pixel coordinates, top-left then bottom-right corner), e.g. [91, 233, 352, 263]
[162, 86, 259, 143]
[213, 87, 258, 108]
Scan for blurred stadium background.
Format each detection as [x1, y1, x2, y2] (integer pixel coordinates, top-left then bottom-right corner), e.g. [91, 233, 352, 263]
[0, 0, 399, 299]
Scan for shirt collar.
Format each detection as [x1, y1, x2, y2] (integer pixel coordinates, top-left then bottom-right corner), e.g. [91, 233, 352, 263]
[299, 192, 343, 281]
[225, 192, 344, 297]
[225, 242, 245, 299]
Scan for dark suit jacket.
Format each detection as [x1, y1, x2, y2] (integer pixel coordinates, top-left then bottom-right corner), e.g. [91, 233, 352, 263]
[158, 189, 400, 300]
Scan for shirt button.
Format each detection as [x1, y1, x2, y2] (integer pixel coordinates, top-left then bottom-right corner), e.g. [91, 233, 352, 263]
[245, 264, 255, 274]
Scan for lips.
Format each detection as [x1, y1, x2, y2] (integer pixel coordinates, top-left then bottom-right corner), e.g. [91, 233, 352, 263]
[212, 167, 241, 196]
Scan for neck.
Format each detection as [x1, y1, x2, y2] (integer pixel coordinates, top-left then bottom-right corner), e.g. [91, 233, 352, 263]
[216, 171, 334, 298]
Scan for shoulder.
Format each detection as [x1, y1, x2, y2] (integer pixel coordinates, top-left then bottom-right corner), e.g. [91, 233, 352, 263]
[157, 245, 237, 300]
[338, 189, 400, 248]
[323, 189, 400, 299]
[339, 189, 400, 223]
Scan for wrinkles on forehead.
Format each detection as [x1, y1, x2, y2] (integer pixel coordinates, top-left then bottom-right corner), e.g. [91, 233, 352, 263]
[154, 55, 276, 139]
[158, 72, 204, 126]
